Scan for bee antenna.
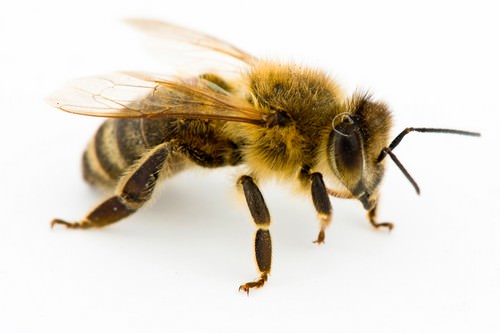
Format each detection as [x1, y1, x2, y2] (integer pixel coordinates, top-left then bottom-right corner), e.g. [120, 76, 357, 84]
[380, 148, 421, 195]
[377, 127, 481, 195]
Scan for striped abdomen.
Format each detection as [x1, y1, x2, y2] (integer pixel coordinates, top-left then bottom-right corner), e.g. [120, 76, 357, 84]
[82, 118, 172, 189]
[82, 117, 244, 189]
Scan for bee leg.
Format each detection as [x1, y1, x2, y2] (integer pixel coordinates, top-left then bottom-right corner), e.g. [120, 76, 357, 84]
[367, 203, 393, 230]
[238, 175, 272, 294]
[51, 143, 170, 229]
[310, 172, 332, 244]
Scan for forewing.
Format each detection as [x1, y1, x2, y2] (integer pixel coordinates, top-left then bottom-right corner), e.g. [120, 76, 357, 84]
[47, 72, 265, 125]
[124, 18, 257, 76]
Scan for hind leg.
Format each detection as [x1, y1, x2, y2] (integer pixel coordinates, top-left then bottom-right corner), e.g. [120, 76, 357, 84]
[52, 142, 183, 229]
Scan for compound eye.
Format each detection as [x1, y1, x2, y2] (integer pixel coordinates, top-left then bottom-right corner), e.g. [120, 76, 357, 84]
[332, 118, 363, 183]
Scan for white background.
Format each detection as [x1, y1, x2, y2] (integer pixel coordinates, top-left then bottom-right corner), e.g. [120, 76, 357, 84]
[1, 0, 499, 332]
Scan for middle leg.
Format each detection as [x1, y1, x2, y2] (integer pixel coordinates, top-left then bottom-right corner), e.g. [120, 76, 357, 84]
[238, 175, 272, 294]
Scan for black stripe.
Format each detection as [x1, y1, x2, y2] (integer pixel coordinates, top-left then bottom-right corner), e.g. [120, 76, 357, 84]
[140, 118, 173, 147]
[94, 121, 123, 180]
[81, 150, 109, 186]
[116, 119, 147, 165]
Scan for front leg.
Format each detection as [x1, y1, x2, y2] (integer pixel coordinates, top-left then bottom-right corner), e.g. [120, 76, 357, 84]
[367, 203, 394, 230]
[238, 175, 272, 294]
[310, 172, 333, 244]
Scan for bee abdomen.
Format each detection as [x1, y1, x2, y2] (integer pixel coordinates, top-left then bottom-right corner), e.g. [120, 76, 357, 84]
[82, 119, 149, 189]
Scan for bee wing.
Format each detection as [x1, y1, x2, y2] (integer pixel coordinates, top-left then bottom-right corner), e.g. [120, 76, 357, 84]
[124, 18, 257, 76]
[47, 72, 265, 125]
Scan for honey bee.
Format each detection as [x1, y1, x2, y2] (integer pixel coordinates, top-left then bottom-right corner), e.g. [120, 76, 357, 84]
[48, 19, 480, 293]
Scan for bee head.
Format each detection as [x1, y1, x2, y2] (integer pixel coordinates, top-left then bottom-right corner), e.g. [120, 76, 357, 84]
[327, 95, 481, 209]
[327, 94, 392, 210]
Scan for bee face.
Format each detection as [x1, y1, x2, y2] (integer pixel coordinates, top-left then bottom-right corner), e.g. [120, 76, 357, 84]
[327, 96, 393, 209]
